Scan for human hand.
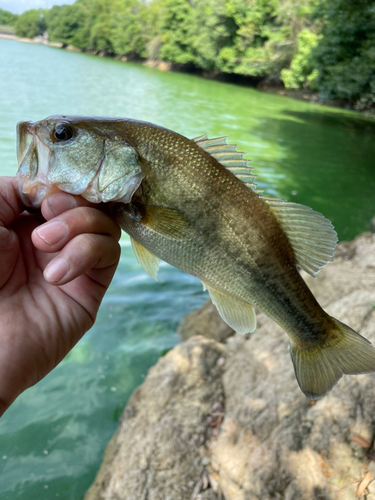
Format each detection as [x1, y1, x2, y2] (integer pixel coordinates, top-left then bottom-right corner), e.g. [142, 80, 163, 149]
[0, 177, 121, 416]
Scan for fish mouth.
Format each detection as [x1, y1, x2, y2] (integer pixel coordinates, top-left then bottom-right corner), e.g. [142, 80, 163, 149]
[16, 121, 59, 208]
[17, 179, 61, 208]
[16, 121, 34, 168]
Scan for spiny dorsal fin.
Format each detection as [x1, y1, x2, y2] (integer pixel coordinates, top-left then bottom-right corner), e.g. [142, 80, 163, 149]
[193, 134, 258, 191]
[264, 197, 338, 277]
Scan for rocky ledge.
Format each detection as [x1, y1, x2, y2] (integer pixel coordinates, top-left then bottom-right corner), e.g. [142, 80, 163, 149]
[85, 226, 375, 500]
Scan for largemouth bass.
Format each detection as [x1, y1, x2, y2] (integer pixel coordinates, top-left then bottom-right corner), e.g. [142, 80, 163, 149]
[16, 115, 375, 399]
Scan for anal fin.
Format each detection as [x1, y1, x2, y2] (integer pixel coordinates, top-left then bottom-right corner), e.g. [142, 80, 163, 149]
[131, 237, 159, 280]
[202, 282, 256, 335]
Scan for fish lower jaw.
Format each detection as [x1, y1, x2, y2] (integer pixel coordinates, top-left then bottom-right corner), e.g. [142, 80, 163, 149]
[18, 180, 62, 208]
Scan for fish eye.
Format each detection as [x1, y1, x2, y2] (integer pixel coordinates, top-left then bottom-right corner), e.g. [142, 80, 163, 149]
[51, 123, 74, 142]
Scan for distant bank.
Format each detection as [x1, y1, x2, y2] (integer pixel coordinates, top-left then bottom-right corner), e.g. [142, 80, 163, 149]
[0, 32, 369, 116]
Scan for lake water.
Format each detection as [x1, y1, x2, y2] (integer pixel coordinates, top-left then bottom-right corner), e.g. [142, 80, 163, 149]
[0, 38, 374, 499]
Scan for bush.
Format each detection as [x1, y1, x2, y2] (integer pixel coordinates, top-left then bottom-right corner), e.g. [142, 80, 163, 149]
[281, 29, 319, 89]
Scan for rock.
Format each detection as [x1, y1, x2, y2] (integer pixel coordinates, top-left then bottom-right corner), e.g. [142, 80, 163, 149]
[84, 337, 226, 500]
[177, 299, 235, 343]
[85, 230, 375, 500]
[47, 42, 63, 48]
[65, 45, 82, 52]
[143, 60, 172, 71]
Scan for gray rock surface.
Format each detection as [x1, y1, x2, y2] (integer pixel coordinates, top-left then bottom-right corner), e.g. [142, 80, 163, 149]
[85, 231, 375, 500]
[177, 299, 235, 343]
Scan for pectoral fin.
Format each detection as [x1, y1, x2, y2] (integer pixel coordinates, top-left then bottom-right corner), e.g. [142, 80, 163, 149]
[131, 237, 159, 280]
[140, 206, 190, 240]
[202, 282, 256, 334]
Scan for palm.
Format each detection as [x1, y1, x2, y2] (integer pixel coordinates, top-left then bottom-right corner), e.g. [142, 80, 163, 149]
[1, 214, 92, 378]
[0, 178, 121, 413]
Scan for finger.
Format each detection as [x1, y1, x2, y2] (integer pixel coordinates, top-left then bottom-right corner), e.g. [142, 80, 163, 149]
[41, 192, 101, 220]
[32, 206, 122, 252]
[0, 227, 20, 288]
[43, 233, 121, 285]
[0, 177, 27, 225]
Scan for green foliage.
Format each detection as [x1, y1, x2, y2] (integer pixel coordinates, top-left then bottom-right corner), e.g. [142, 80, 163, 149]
[14, 9, 46, 38]
[281, 29, 319, 89]
[311, 0, 375, 108]
[0, 8, 18, 26]
[46, 0, 147, 55]
[76, 0, 114, 52]
[46, 4, 86, 46]
[214, 0, 291, 77]
[154, 0, 196, 65]
[147, 0, 312, 78]
[110, 0, 148, 57]
[190, 0, 236, 70]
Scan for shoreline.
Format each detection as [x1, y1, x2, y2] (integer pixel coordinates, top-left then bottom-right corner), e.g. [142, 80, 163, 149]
[1, 32, 372, 116]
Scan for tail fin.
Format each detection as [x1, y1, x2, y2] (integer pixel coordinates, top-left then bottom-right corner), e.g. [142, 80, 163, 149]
[290, 318, 375, 400]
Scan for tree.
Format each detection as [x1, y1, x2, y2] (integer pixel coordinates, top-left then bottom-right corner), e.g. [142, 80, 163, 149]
[76, 0, 114, 52]
[153, 0, 196, 65]
[189, 0, 237, 71]
[281, 29, 319, 89]
[312, 0, 375, 108]
[0, 8, 18, 26]
[14, 9, 46, 38]
[46, 4, 86, 47]
[110, 0, 148, 57]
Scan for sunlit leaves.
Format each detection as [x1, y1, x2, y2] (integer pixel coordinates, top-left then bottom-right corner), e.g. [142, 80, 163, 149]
[281, 29, 320, 89]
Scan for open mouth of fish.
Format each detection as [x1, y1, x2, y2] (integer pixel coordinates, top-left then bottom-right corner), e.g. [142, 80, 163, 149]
[16, 121, 59, 208]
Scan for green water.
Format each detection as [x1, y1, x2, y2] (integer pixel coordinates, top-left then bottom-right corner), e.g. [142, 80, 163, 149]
[0, 39, 374, 499]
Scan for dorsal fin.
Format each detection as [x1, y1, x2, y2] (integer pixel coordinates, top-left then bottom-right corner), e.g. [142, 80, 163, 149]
[193, 134, 257, 191]
[264, 197, 338, 277]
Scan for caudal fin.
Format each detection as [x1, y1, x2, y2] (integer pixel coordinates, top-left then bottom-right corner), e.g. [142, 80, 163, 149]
[290, 318, 375, 400]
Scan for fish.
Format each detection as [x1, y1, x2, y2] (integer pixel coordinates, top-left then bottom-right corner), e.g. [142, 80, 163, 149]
[16, 115, 375, 399]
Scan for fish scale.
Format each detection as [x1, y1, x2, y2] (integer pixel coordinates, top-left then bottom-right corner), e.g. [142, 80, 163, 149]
[116, 125, 337, 334]
[16, 115, 375, 400]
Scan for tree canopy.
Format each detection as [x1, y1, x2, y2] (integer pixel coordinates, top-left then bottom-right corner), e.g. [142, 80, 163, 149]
[0, 8, 18, 26]
[14, 9, 46, 38]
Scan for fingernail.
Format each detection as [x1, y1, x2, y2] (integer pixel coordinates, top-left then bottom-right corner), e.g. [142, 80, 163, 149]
[36, 221, 68, 246]
[44, 258, 70, 283]
[47, 193, 76, 216]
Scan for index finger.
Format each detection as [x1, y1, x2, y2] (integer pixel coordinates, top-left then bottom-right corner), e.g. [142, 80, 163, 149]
[41, 192, 103, 221]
